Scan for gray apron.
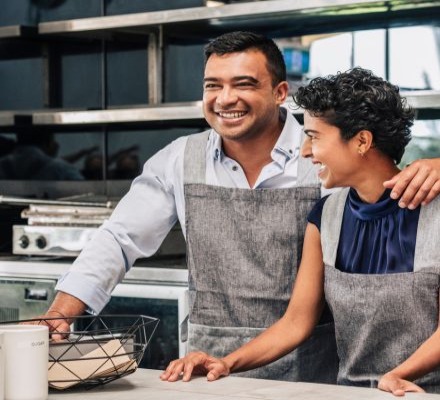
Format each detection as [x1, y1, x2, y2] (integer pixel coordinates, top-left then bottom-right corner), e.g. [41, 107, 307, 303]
[183, 130, 338, 382]
[322, 188, 440, 392]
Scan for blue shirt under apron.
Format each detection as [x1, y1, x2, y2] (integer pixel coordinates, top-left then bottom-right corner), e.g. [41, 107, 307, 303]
[308, 188, 421, 274]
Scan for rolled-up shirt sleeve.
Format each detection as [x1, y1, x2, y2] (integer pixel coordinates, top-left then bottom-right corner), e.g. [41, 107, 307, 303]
[56, 137, 186, 313]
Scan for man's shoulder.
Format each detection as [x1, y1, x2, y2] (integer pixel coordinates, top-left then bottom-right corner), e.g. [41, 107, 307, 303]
[163, 129, 211, 154]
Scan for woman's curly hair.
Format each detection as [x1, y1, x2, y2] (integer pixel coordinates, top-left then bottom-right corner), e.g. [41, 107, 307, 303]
[293, 68, 414, 164]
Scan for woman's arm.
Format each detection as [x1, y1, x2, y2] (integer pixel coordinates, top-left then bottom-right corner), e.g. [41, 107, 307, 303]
[160, 223, 326, 382]
[378, 324, 440, 395]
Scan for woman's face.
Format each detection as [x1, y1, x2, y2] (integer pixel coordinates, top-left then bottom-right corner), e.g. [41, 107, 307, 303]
[301, 111, 361, 189]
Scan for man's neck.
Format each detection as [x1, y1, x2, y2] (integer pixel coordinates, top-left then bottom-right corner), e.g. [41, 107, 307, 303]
[222, 120, 284, 188]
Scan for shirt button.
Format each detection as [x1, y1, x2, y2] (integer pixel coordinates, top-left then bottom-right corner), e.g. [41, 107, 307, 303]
[289, 149, 293, 154]
[232, 166, 238, 171]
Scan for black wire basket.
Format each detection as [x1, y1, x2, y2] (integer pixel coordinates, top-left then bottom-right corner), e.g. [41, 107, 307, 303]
[3, 314, 159, 390]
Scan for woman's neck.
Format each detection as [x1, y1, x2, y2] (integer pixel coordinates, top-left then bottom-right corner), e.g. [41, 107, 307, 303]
[352, 158, 400, 204]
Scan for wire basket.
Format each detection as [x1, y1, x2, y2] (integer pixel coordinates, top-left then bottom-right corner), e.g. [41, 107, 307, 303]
[2, 314, 159, 390]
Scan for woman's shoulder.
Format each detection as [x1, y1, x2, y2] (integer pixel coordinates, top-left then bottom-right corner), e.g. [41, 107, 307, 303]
[307, 194, 331, 231]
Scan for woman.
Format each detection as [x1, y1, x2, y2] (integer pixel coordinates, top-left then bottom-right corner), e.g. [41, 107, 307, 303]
[160, 68, 440, 396]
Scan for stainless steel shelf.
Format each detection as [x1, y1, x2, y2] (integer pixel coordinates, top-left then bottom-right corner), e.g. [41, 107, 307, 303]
[32, 102, 204, 125]
[0, 25, 37, 39]
[29, 91, 440, 126]
[401, 90, 440, 109]
[286, 90, 440, 111]
[0, 111, 33, 127]
[37, 0, 440, 39]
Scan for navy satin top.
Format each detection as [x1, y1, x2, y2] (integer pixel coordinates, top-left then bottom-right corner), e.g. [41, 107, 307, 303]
[308, 188, 421, 274]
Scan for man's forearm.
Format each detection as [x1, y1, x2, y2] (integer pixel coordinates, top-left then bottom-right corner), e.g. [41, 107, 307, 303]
[47, 291, 87, 323]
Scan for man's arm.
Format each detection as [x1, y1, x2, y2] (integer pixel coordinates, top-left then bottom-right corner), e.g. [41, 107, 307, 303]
[384, 158, 440, 209]
[42, 138, 186, 328]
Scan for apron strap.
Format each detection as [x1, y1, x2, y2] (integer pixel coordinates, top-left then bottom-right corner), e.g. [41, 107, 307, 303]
[321, 188, 349, 267]
[414, 197, 440, 272]
[183, 130, 210, 184]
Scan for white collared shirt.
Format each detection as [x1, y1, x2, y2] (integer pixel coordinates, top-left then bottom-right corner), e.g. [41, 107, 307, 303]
[56, 109, 304, 312]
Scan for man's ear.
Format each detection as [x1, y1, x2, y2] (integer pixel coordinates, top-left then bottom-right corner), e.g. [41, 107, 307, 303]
[274, 81, 289, 104]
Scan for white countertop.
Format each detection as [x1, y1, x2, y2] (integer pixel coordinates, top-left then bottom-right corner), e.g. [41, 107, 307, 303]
[47, 368, 440, 400]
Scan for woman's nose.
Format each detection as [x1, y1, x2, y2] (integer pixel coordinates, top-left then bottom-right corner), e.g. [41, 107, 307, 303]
[300, 136, 312, 158]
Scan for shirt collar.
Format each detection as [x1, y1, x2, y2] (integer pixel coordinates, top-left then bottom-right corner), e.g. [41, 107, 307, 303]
[211, 107, 302, 163]
[272, 107, 302, 163]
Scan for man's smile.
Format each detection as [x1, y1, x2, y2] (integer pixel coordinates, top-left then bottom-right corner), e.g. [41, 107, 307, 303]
[214, 110, 248, 119]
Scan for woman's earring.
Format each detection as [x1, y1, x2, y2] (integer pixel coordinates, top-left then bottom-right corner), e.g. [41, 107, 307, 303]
[358, 149, 365, 157]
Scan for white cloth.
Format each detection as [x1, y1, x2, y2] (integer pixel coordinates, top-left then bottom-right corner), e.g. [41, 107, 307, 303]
[56, 110, 305, 312]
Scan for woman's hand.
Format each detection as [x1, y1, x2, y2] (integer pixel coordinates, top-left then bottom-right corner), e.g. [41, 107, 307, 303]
[160, 351, 230, 382]
[378, 372, 425, 396]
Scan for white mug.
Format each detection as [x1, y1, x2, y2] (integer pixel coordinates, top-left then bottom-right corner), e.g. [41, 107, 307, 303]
[0, 325, 48, 400]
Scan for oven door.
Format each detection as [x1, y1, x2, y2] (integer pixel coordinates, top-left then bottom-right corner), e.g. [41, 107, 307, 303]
[0, 277, 57, 322]
[75, 283, 188, 370]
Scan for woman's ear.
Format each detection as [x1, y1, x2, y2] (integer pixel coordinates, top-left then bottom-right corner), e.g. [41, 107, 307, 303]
[356, 130, 374, 157]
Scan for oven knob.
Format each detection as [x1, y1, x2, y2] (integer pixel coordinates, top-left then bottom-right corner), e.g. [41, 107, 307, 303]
[18, 235, 30, 249]
[35, 236, 47, 249]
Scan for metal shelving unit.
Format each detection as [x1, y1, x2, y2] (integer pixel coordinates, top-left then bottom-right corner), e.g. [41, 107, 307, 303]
[37, 0, 440, 39]
[1, 0, 440, 129]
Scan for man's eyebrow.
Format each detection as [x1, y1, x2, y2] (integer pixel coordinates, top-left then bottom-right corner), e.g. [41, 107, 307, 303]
[203, 76, 259, 83]
[303, 129, 319, 134]
[232, 76, 259, 83]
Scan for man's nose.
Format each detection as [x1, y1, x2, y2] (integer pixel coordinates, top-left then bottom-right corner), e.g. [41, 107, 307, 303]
[300, 136, 312, 158]
[216, 86, 238, 107]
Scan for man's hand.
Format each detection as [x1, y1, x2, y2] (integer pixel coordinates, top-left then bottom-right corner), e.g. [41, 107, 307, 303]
[23, 310, 71, 341]
[384, 159, 440, 209]
[21, 291, 86, 341]
[378, 372, 425, 397]
[160, 351, 230, 382]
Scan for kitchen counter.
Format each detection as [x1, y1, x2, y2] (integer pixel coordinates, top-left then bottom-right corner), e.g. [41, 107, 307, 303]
[0, 259, 188, 285]
[48, 369, 440, 400]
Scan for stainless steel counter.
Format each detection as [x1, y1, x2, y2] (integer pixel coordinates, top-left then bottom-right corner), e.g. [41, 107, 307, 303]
[0, 260, 188, 286]
[47, 368, 440, 400]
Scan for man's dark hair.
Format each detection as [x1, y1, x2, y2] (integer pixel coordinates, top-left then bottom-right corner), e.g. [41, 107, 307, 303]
[204, 31, 286, 86]
[293, 67, 414, 164]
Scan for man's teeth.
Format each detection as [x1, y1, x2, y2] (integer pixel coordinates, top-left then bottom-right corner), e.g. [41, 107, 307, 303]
[217, 111, 246, 119]
[317, 164, 326, 172]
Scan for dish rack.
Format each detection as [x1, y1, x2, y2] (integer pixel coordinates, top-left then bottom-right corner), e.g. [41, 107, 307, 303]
[2, 314, 159, 390]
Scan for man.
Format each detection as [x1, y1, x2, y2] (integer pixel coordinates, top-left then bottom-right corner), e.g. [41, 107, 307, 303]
[40, 31, 440, 382]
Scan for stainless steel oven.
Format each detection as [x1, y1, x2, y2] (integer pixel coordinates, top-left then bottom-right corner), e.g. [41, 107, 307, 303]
[0, 261, 188, 370]
[94, 282, 188, 370]
[0, 277, 57, 322]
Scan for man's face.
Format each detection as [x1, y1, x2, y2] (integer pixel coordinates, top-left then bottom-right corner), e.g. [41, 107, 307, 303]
[202, 50, 287, 142]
